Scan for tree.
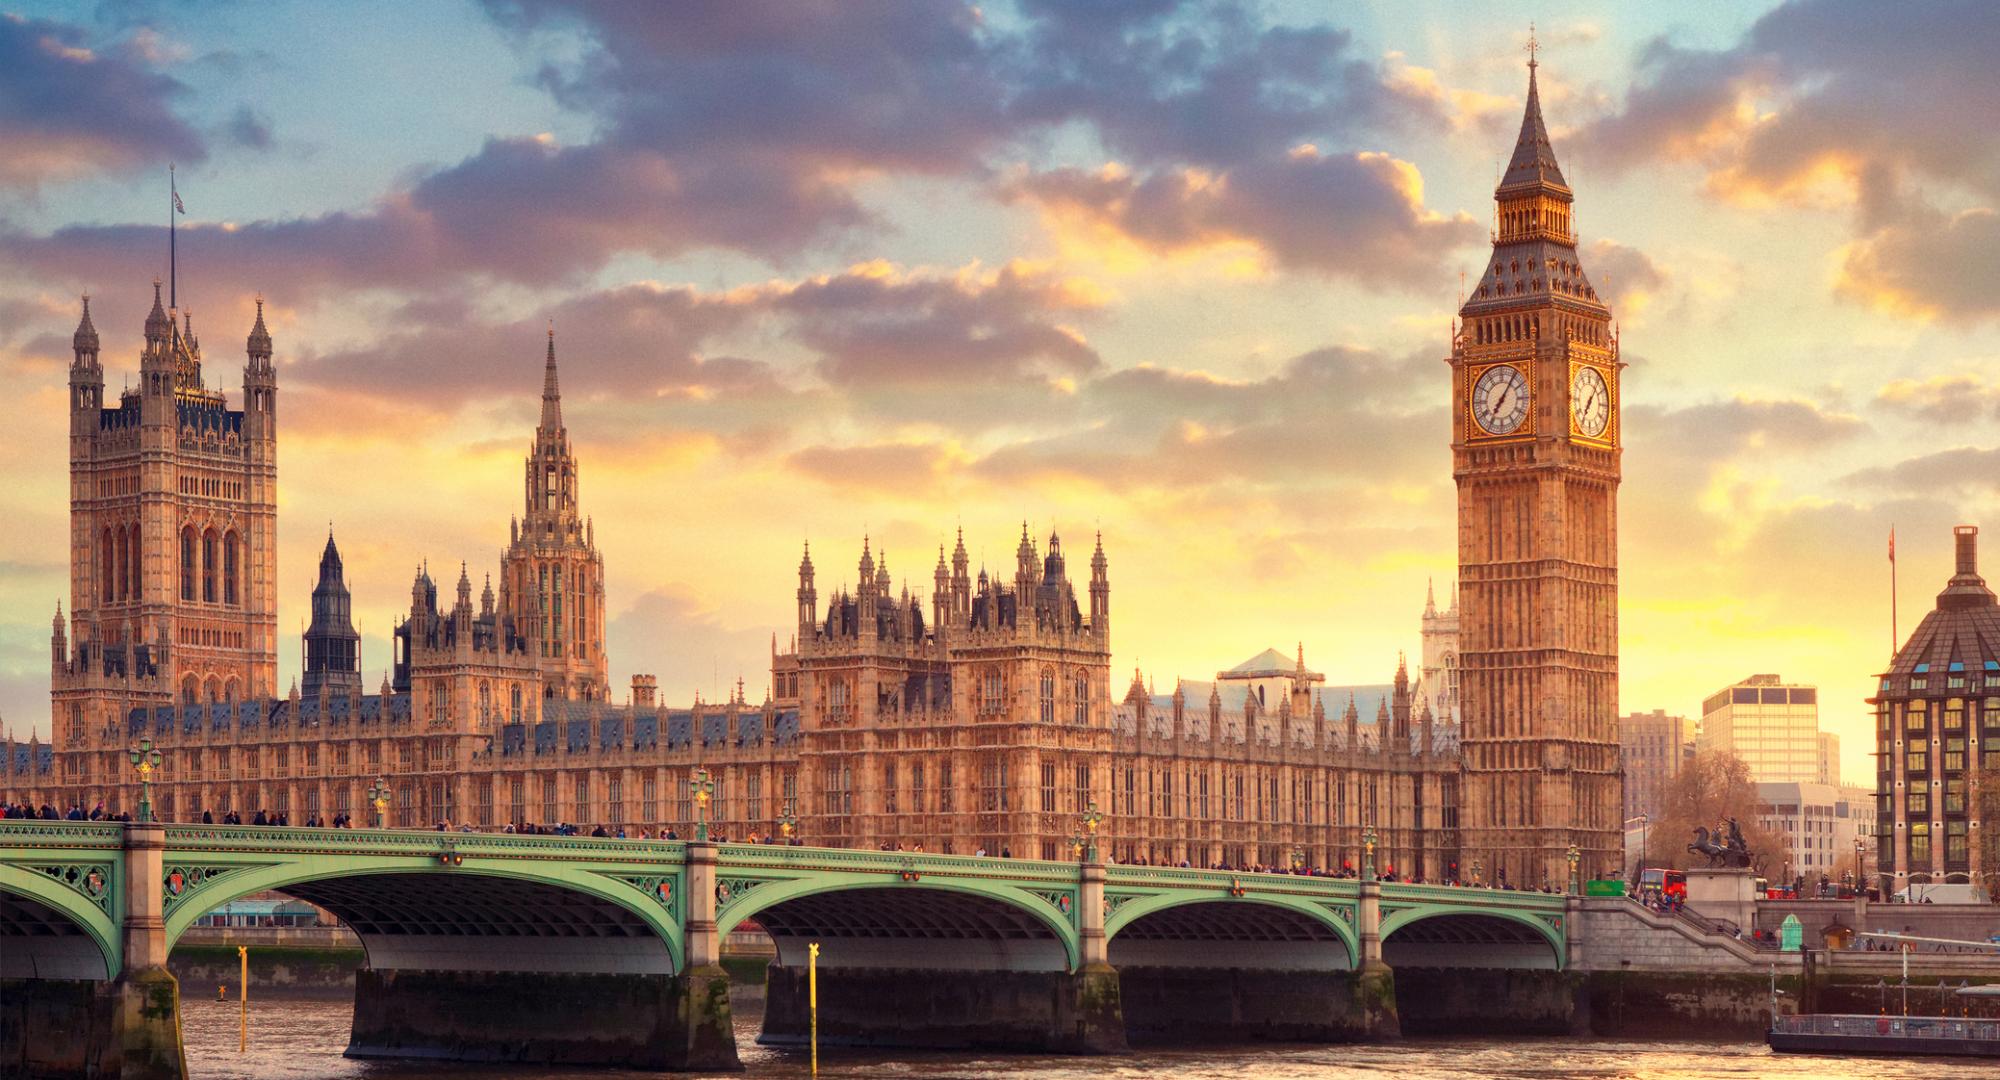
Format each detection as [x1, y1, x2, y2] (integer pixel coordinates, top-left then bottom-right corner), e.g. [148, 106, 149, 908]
[1642, 749, 1791, 879]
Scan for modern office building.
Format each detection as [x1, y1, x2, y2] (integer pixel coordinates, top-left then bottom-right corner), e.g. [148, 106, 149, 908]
[1618, 709, 1690, 822]
[1698, 674, 1830, 784]
[1754, 780, 1874, 881]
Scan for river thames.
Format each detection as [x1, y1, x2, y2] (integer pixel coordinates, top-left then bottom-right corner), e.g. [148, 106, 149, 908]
[179, 996, 1962, 1079]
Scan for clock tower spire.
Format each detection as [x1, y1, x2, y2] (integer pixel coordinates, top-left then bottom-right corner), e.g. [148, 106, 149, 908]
[1450, 44, 1623, 890]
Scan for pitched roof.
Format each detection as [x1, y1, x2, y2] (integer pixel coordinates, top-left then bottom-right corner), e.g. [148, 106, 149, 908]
[1500, 63, 1566, 191]
[1223, 648, 1294, 675]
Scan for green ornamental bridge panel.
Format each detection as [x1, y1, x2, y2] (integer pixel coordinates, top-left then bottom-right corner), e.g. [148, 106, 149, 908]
[0, 821, 1568, 979]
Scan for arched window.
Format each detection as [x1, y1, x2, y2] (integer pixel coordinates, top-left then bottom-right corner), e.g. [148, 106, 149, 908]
[1040, 669, 1055, 723]
[205, 675, 222, 704]
[182, 676, 198, 704]
[102, 527, 115, 602]
[181, 527, 197, 601]
[223, 532, 239, 605]
[510, 686, 522, 724]
[224, 678, 239, 705]
[1074, 671, 1089, 725]
[201, 529, 217, 602]
[127, 524, 140, 600]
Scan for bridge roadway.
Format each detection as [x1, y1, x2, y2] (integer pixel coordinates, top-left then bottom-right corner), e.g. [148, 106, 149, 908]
[0, 821, 1572, 1078]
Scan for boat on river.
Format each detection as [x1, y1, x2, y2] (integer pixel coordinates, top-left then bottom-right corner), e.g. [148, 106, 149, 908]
[1768, 1013, 2000, 1057]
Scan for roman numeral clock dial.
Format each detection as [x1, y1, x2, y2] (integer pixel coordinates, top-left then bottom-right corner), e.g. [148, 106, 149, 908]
[1471, 363, 1531, 436]
[1570, 364, 1610, 439]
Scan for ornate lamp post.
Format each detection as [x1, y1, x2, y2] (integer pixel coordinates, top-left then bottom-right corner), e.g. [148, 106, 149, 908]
[1567, 843, 1582, 895]
[1855, 835, 1867, 898]
[689, 768, 715, 842]
[365, 778, 391, 830]
[1081, 800, 1103, 863]
[1362, 825, 1378, 882]
[1069, 832, 1086, 861]
[778, 801, 798, 843]
[1471, 857, 1484, 888]
[1291, 847, 1307, 873]
[128, 737, 162, 823]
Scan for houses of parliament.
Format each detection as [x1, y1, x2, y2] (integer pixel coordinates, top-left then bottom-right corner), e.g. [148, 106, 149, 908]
[3, 60, 1622, 887]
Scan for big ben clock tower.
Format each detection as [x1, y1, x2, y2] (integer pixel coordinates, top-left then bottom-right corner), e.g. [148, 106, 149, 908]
[1452, 49, 1622, 889]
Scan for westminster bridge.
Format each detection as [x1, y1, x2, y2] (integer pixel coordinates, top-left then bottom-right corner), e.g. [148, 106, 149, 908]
[0, 820, 1576, 1077]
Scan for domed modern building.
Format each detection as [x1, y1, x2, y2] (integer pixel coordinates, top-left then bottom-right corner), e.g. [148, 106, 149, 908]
[1870, 526, 2000, 893]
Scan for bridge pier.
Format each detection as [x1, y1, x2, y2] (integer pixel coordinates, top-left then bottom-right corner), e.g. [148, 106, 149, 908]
[1354, 878, 1401, 1039]
[97, 821, 188, 1080]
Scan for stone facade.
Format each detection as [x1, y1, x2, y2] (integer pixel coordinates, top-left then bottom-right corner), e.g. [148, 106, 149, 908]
[1451, 59, 1623, 887]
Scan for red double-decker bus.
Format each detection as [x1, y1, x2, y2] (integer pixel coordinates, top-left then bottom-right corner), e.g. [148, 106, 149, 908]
[1638, 867, 1686, 902]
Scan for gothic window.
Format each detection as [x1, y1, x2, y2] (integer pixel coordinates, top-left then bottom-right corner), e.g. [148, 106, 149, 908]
[1040, 668, 1055, 723]
[1041, 762, 1056, 813]
[1073, 671, 1088, 725]
[981, 670, 1003, 714]
[181, 527, 196, 601]
[829, 679, 850, 720]
[102, 527, 115, 602]
[883, 763, 897, 814]
[510, 686, 522, 724]
[201, 529, 217, 603]
[223, 531, 239, 605]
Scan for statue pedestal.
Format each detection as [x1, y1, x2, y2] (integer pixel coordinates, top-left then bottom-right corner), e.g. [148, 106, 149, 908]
[1684, 868, 1758, 932]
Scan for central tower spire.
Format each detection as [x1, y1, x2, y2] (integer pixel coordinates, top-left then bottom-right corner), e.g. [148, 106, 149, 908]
[540, 321, 563, 434]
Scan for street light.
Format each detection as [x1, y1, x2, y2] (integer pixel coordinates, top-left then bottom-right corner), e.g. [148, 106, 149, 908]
[1069, 832, 1086, 861]
[128, 737, 162, 823]
[778, 801, 798, 843]
[1362, 825, 1377, 882]
[689, 768, 715, 842]
[1472, 857, 1484, 888]
[1291, 847, 1307, 873]
[365, 778, 391, 830]
[1081, 800, 1103, 863]
[1567, 843, 1582, 895]
[1855, 835, 1867, 899]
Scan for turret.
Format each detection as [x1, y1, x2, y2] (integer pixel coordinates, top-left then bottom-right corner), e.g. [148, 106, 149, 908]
[1392, 653, 1412, 753]
[797, 542, 817, 639]
[69, 297, 103, 437]
[1015, 523, 1037, 628]
[951, 527, 970, 616]
[933, 545, 950, 631]
[139, 281, 174, 429]
[51, 602, 66, 668]
[1088, 531, 1109, 635]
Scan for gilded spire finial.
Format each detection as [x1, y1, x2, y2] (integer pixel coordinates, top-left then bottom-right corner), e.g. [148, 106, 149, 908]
[1525, 22, 1539, 70]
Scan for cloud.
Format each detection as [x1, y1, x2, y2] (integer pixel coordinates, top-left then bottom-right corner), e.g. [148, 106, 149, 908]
[1569, 0, 2000, 322]
[1836, 207, 2000, 323]
[0, 13, 205, 190]
[223, 105, 273, 151]
[605, 586, 780, 704]
[1875, 373, 2000, 425]
[1844, 446, 2000, 495]
[786, 441, 963, 491]
[1010, 150, 1480, 285]
[971, 345, 1443, 492]
[1582, 239, 1668, 319]
[1626, 396, 1867, 464]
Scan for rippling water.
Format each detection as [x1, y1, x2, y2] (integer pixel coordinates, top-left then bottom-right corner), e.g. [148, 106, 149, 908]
[181, 996, 1959, 1079]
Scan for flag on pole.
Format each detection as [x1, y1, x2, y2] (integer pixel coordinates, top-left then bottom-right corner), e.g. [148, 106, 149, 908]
[172, 189, 185, 214]
[1889, 526, 1896, 562]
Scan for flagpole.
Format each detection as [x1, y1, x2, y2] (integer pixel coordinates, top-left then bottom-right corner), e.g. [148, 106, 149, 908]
[1890, 525, 1899, 660]
[169, 164, 177, 309]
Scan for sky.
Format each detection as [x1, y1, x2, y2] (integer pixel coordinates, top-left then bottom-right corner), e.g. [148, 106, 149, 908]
[4, 1, 1998, 789]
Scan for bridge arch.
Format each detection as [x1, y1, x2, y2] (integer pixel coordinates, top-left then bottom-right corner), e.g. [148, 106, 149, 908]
[1380, 904, 1563, 970]
[163, 860, 684, 976]
[716, 874, 1079, 972]
[0, 864, 120, 980]
[1105, 893, 1357, 970]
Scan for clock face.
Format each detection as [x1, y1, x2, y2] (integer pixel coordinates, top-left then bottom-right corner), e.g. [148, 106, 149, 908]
[1571, 365, 1610, 438]
[1471, 364, 1531, 436]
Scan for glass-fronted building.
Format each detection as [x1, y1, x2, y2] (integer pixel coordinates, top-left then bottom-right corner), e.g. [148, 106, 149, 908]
[1700, 675, 1828, 784]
